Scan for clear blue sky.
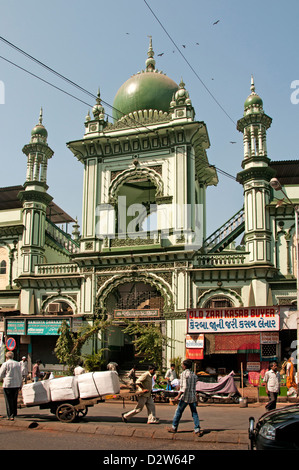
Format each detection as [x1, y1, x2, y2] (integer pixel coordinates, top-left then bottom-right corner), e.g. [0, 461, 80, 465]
[0, 0, 298, 237]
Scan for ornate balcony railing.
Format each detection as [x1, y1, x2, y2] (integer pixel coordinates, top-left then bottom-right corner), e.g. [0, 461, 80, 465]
[197, 253, 247, 267]
[35, 263, 80, 276]
[45, 219, 79, 254]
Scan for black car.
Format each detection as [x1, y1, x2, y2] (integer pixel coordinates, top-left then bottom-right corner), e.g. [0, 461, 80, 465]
[249, 404, 299, 450]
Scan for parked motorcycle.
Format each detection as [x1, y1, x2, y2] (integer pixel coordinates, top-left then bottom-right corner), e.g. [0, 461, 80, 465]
[196, 371, 241, 404]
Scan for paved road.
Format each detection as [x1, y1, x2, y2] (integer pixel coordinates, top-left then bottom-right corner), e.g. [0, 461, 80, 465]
[0, 395, 284, 450]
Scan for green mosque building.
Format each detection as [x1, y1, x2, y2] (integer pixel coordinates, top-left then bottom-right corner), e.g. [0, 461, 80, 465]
[0, 40, 298, 376]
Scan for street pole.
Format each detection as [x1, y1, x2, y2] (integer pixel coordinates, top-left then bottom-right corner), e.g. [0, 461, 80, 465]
[295, 207, 299, 392]
[270, 178, 299, 392]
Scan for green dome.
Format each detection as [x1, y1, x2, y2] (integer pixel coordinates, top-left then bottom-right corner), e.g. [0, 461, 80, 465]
[112, 71, 179, 121]
[31, 108, 48, 139]
[244, 93, 263, 109]
[31, 123, 48, 138]
[244, 77, 263, 113]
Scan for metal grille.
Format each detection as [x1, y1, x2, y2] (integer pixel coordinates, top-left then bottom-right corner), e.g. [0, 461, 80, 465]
[115, 285, 164, 311]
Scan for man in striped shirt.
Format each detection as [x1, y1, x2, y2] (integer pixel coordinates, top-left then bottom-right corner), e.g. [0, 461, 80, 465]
[167, 359, 203, 436]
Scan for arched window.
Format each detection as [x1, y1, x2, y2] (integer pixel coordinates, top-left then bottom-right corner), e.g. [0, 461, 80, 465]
[0, 260, 6, 275]
[205, 296, 233, 308]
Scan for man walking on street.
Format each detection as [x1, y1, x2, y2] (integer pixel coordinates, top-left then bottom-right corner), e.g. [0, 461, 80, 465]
[263, 361, 280, 411]
[167, 359, 203, 436]
[121, 365, 159, 424]
[0, 351, 22, 420]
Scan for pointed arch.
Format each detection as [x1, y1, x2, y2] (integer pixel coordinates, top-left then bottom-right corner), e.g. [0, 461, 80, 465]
[41, 294, 78, 315]
[197, 288, 243, 308]
[109, 165, 164, 204]
[97, 272, 173, 314]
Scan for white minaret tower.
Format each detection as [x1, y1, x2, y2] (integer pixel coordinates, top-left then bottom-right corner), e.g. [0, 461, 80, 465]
[237, 77, 275, 265]
[18, 109, 54, 275]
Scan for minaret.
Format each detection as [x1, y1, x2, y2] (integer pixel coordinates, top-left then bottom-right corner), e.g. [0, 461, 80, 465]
[18, 109, 54, 275]
[237, 77, 275, 265]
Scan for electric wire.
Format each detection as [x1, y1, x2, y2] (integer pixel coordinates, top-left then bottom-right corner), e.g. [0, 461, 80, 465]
[0, 39, 237, 182]
[143, 0, 237, 126]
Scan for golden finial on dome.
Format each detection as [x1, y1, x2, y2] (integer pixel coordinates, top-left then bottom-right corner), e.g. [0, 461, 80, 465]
[146, 35, 156, 71]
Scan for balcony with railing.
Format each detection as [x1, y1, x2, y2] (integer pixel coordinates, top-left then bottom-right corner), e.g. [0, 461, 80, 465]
[197, 252, 247, 267]
[45, 218, 79, 254]
[35, 263, 80, 276]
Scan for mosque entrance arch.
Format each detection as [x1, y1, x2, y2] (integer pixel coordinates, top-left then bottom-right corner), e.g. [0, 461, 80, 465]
[96, 273, 172, 365]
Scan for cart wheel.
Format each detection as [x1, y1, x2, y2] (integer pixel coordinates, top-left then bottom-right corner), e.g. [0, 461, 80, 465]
[198, 395, 208, 403]
[56, 403, 77, 423]
[77, 407, 88, 419]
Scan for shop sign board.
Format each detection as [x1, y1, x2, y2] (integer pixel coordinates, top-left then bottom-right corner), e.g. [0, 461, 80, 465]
[187, 307, 280, 334]
[114, 309, 160, 319]
[246, 362, 261, 372]
[186, 334, 204, 349]
[6, 320, 26, 335]
[27, 319, 70, 335]
[260, 332, 279, 344]
[186, 334, 204, 360]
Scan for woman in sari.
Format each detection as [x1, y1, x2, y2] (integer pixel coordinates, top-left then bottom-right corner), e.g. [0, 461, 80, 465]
[286, 357, 297, 390]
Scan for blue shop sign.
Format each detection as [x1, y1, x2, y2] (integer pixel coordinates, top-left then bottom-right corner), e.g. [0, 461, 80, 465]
[27, 319, 70, 335]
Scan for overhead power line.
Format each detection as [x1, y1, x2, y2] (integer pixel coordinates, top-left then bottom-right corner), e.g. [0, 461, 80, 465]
[0, 37, 237, 182]
[143, 0, 237, 126]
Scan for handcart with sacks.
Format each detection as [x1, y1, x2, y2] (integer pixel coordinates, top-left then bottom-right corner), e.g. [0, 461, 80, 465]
[21, 370, 127, 423]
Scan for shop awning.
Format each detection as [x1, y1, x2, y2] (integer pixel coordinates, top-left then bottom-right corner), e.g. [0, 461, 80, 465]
[214, 334, 260, 354]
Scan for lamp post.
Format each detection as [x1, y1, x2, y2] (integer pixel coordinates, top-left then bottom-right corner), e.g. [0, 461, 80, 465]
[270, 177, 299, 391]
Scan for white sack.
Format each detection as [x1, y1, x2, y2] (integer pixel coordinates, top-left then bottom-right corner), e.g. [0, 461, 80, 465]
[49, 376, 79, 402]
[92, 371, 120, 396]
[77, 371, 120, 399]
[77, 372, 99, 399]
[22, 380, 51, 406]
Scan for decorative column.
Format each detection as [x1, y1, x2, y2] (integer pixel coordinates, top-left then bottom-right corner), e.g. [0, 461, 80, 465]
[237, 77, 275, 265]
[18, 109, 54, 275]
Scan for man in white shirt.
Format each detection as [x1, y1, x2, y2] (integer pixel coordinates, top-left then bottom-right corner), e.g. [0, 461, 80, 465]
[0, 351, 22, 420]
[19, 356, 29, 384]
[165, 364, 177, 390]
[263, 361, 281, 411]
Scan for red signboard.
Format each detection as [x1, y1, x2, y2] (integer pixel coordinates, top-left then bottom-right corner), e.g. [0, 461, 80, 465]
[186, 348, 204, 360]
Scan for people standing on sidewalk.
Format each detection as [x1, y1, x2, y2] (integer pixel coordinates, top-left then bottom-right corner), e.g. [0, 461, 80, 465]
[19, 356, 29, 384]
[74, 361, 86, 376]
[32, 359, 42, 382]
[263, 361, 281, 411]
[128, 365, 137, 391]
[165, 363, 177, 390]
[121, 365, 159, 424]
[167, 359, 203, 437]
[286, 356, 297, 392]
[0, 351, 22, 420]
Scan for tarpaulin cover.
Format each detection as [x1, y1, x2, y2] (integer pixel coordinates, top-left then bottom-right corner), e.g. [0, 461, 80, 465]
[196, 371, 238, 394]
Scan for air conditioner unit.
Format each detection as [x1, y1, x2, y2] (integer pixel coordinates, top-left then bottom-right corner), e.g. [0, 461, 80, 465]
[48, 303, 61, 313]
